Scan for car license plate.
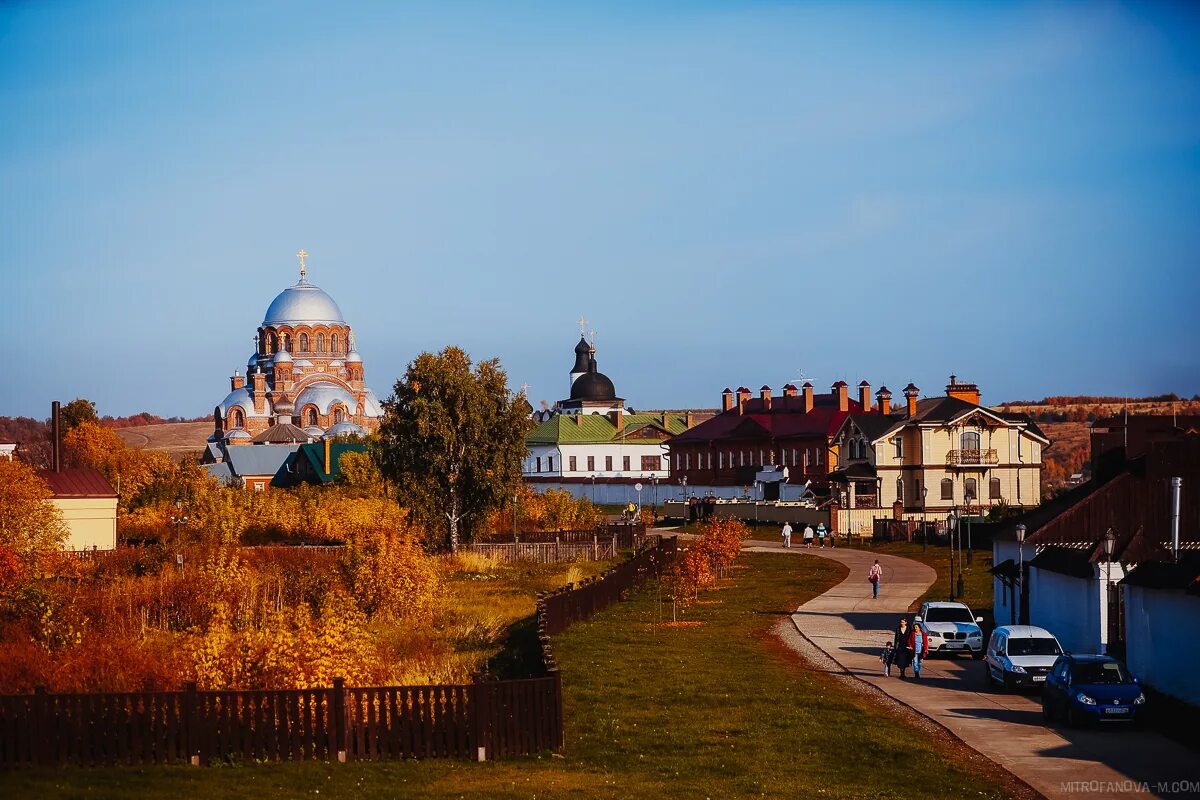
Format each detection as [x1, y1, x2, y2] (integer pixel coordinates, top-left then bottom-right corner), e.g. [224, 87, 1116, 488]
[1105, 707, 1129, 715]
[946, 642, 965, 649]
[1032, 675, 1045, 682]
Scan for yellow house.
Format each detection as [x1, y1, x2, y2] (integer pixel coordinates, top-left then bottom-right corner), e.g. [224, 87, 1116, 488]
[830, 376, 1048, 515]
[38, 468, 118, 551]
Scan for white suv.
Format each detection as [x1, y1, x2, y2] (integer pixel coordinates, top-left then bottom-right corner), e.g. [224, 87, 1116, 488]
[919, 601, 985, 659]
[984, 625, 1063, 691]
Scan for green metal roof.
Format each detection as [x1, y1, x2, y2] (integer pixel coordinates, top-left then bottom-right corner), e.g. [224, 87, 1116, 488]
[297, 441, 369, 483]
[526, 413, 690, 445]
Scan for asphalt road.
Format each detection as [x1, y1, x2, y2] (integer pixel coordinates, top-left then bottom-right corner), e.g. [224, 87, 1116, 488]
[750, 543, 1200, 800]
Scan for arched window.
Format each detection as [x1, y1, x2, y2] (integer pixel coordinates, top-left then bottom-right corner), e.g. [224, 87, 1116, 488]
[306, 408, 318, 427]
[299, 333, 309, 352]
[965, 477, 978, 502]
[941, 477, 954, 500]
[267, 333, 277, 353]
[897, 478, 905, 502]
[989, 477, 1002, 500]
[331, 333, 340, 354]
[334, 407, 346, 424]
[317, 333, 326, 353]
[961, 430, 980, 451]
[231, 409, 244, 429]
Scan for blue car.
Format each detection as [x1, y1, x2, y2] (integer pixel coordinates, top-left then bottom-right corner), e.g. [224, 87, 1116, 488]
[1041, 654, 1146, 727]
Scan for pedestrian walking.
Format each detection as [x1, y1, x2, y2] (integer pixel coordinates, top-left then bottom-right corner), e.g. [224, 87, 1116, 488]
[868, 559, 882, 599]
[894, 617, 913, 678]
[909, 616, 930, 679]
[781, 521, 793, 548]
[880, 641, 895, 677]
[817, 526, 826, 548]
[803, 525, 815, 548]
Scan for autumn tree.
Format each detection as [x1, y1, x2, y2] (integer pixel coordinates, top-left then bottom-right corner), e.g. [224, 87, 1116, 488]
[60, 398, 99, 432]
[0, 459, 68, 560]
[376, 347, 533, 550]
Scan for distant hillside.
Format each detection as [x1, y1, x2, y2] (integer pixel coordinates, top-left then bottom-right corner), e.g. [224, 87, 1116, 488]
[995, 395, 1200, 498]
[116, 421, 212, 458]
[1, 412, 208, 465]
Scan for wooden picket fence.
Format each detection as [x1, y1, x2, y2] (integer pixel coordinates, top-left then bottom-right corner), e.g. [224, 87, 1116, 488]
[0, 535, 675, 769]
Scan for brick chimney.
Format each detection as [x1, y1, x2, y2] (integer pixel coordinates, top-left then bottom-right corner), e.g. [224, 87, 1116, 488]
[722, 388, 734, 413]
[610, 409, 624, 432]
[231, 370, 245, 391]
[737, 387, 751, 415]
[858, 381, 871, 412]
[575, 413, 584, 426]
[802, 382, 814, 414]
[903, 383, 920, 417]
[51, 400, 62, 472]
[661, 411, 670, 428]
[876, 386, 892, 416]
[945, 374, 982, 406]
[833, 381, 849, 413]
[782, 384, 798, 411]
[760, 385, 772, 411]
[685, 411, 694, 429]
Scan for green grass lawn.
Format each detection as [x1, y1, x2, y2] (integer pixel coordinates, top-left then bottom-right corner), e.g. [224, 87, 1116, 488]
[5, 553, 1015, 800]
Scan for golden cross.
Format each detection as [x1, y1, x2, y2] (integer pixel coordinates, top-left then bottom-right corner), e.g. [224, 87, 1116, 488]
[297, 249, 308, 281]
[520, 383, 530, 395]
[577, 316, 587, 336]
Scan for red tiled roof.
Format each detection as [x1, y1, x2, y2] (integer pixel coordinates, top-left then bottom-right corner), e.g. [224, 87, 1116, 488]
[37, 468, 117, 498]
[668, 393, 865, 444]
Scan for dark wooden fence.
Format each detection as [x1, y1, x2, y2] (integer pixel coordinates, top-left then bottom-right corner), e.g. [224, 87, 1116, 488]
[538, 536, 677, 637]
[476, 524, 645, 547]
[0, 535, 675, 769]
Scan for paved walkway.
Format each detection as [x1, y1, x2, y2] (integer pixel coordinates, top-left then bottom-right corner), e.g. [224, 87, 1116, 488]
[745, 542, 1200, 800]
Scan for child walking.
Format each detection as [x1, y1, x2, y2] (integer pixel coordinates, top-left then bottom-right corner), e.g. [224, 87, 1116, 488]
[880, 641, 895, 677]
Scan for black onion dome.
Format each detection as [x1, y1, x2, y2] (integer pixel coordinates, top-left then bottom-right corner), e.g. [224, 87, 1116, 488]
[571, 336, 592, 373]
[570, 370, 617, 401]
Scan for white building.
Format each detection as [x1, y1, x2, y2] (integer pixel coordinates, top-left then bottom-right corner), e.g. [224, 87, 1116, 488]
[523, 332, 708, 504]
[1121, 554, 1200, 706]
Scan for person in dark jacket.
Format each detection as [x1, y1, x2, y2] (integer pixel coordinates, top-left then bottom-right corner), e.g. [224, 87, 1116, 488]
[893, 617, 914, 678]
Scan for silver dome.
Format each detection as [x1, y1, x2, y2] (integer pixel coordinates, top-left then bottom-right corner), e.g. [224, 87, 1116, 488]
[262, 281, 345, 326]
[325, 421, 366, 438]
[273, 349, 293, 364]
[346, 349, 362, 363]
[294, 382, 358, 415]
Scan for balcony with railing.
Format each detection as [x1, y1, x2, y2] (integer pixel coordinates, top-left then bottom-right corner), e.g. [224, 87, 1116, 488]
[946, 448, 998, 467]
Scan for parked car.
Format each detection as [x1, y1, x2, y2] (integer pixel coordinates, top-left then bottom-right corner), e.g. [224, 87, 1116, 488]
[984, 625, 1063, 690]
[1042, 654, 1147, 727]
[919, 601, 985, 659]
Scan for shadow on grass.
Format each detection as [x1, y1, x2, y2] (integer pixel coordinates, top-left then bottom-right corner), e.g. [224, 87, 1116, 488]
[484, 612, 547, 679]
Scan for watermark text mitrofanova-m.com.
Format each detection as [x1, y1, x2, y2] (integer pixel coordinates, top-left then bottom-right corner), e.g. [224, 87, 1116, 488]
[1061, 780, 1200, 795]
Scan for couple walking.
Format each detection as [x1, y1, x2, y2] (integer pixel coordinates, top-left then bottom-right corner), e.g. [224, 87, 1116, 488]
[881, 615, 930, 679]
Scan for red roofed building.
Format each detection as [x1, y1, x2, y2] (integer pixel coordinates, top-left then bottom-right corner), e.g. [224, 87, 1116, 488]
[37, 467, 118, 551]
[666, 381, 865, 498]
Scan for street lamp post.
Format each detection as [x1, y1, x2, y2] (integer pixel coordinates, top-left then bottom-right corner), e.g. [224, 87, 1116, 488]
[921, 487, 928, 552]
[947, 508, 957, 601]
[512, 491, 519, 538]
[591, 474, 597, 505]
[965, 491, 975, 565]
[1102, 528, 1116, 654]
[650, 473, 659, 519]
[1014, 523, 1026, 626]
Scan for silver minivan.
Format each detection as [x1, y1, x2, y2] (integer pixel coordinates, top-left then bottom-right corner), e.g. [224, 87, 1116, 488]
[984, 625, 1063, 691]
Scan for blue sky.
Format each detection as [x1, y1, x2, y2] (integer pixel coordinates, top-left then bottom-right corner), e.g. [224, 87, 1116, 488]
[2, 1, 1198, 418]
